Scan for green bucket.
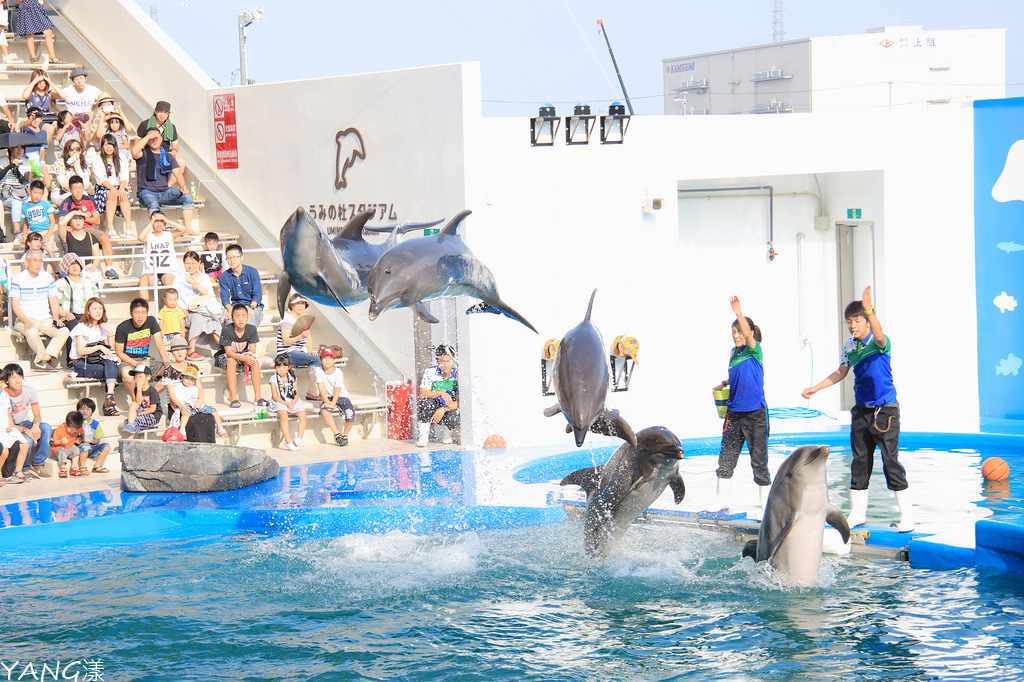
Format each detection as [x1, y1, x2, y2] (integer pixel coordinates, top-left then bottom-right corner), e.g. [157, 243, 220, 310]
[713, 386, 730, 419]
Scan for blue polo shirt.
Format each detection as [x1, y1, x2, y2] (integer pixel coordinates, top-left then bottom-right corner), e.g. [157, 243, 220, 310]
[842, 332, 897, 406]
[219, 264, 263, 308]
[726, 341, 765, 412]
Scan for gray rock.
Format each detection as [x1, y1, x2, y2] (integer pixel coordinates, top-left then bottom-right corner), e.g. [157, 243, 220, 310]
[119, 440, 280, 493]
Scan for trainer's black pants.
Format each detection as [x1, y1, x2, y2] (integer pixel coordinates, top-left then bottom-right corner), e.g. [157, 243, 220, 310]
[850, 403, 907, 491]
[717, 406, 770, 486]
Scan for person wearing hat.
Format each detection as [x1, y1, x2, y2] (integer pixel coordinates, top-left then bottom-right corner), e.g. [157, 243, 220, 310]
[314, 345, 356, 447]
[156, 336, 194, 425]
[276, 292, 322, 400]
[63, 67, 100, 139]
[53, 252, 99, 365]
[137, 100, 185, 174]
[130, 124, 194, 231]
[173, 363, 229, 440]
[92, 94, 134, 165]
[122, 364, 162, 438]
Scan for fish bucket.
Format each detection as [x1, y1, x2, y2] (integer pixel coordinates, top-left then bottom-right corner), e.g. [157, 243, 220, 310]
[713, 386, 730, 419]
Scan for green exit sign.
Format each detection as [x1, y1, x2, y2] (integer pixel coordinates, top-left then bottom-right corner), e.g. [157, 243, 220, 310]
[424, 228, 440, 236]
[847, 208, 862, 219]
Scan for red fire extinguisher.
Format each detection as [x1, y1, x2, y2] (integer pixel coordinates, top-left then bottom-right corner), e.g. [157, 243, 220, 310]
[387, 381, 412, 440]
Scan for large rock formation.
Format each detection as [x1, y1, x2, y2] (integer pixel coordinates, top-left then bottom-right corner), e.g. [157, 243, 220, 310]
[120, 440, 280, 493]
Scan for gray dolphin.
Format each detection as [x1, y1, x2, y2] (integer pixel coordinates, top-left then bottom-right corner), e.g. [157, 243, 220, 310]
[544, 290, 636, 447]
[366, 210, 537, 332]
[277, 207, 442, 315]
[561, 426, 686, 557]
[742, 445, 851, 586]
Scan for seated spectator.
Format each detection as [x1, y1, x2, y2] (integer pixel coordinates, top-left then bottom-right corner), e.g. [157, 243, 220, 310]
[68, 297, 120, 416]
[277, 293, 322, 400]
[270, 354, 306, 451]
[62, 67, 100, 140]
[217, 303, 267, 409]
[77, 398, 113, 473]
[53, 253, 98, 365]
[131, 128, 194, 230]
[57, 176, 119, 280]
[0, 145, 32, 242]
[90, 133, 134, 238]
[172, 364, 229, 439]
[121, 365, 162, 438]
[52, 110, 85, 158]
[417, 344, 460, 447]
[172, 250, 220, 360]
[51, 410, 85, 478]
[10, 248, 69, 370]
[16, 2, 62, 65]
[0, 370, 31, 485]
[114, 297, 169, 400]
[315, 346, 355, 447]
[20, 180, 57, 254]
[2, 362, 53, 479]
[138, 211, 194, 301]
[20, 108, 53, 190]
[137, 100, 186, 174]
[20, 69, 62, 122]
[0, 11, 22, 66]
[159, 288, 187, 341]
[50, 138, 92, 203]
[157, 337, 191, 424]
[219, 244, 264, 326]
[92, 96, 133, 165]
[200, 232, 223, 280]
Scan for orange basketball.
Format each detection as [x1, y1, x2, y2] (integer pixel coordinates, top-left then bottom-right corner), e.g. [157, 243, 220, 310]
[483, 434, 507, 449]
[981, 457, 1010, 481]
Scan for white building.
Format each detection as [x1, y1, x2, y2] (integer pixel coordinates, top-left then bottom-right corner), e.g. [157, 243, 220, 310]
[662, 26, 1005, 115]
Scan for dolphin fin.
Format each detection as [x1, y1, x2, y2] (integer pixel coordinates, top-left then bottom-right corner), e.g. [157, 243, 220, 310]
[826, 504, 851, 544]
[669, 475, 686, 504]
[543, 404, 562, 418]
[277, 271, 291, 318]
[560, 466, 602, 494]
[742, 539, 758, 561]
[465, 300, 539, 334]
[583, 289, 597, 322]
[410, 301, 440, 324]
[333, 210, 375, 244]
[764, 514, 798, 562]
[440, 209, 472, 237]
[316, 275, 349, 310]
[566, 424, 574, 435]
[591, 409, 637, 446]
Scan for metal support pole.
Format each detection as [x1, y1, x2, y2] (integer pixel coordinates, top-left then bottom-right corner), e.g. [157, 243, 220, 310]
[597, 20, 634, 115]
[238, 17, 248, 85]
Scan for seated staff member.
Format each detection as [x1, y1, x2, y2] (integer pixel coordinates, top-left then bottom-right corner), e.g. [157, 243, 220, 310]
[417, 344, 459, 447]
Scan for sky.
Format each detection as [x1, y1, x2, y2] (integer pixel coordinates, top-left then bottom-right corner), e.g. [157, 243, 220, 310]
[138, 0, 1024, 117]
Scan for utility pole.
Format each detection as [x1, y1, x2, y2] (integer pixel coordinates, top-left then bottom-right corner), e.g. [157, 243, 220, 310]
[596, 20, 634, 115]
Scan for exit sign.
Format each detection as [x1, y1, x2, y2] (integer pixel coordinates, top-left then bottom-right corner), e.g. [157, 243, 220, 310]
[847, 208, 862, 219]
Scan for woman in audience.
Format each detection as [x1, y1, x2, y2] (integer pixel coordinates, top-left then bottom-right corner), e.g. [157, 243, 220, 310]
[51, 110, 84, 153]
[277, 293, 323, 400]
[172, 250, 221, 361]
[16, 1, 62, 65]
[19, 107, 52, 190]
[93, 110, 133, 167]
[0, 145, 32, 242]
[68, 297, 120, 417]
[20, 69, 62, 118]
[89, 134, 132, 238]
[50, 138, 92, 204]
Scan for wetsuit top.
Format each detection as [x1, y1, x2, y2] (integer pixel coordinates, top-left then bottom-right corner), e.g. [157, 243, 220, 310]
[842, 332, 897, 407]
[726, 341, 765, 412]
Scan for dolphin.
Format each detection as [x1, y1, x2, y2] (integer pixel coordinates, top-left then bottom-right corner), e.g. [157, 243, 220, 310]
[366, 210, 537, 332]
[997, 241, 1024, 253]
[544, 290, 636, 447]
[560, 426, 686, 557]
[742, 445, 851, 586]
[277, 207, 441, 316]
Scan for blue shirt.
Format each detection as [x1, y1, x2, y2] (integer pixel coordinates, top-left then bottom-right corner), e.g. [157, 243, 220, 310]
[842, 332, 897, 406]
[726, 341, 765, 412]
[219, 264, 263, 308]
[23, 199, 56, 233]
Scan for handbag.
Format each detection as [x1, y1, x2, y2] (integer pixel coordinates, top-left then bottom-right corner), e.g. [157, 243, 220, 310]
[190, 294, 224, 320]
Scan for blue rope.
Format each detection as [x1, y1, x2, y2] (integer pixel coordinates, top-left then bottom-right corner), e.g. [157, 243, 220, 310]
[769, 406, 837, 420]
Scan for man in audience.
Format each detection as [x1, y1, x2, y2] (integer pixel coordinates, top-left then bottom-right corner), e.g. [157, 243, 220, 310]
[63, 67, 101, 139]
[114, 297, 170, 400]
[131, 128, 194, 231]
[137, 100, 185, 174]
[57, 175, 118, 279]
[10, 249, 69, 370]
[219, 244, 265, 326]
[2, 363, 53, 479]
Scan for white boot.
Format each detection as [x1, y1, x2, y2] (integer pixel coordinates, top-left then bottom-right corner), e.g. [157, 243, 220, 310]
[416, 424, 430, 447]
[754, 484, 771, 522]
[706, 477, 732, 512]
[893, 488, 915, 533]
[846, 488, 869, 528]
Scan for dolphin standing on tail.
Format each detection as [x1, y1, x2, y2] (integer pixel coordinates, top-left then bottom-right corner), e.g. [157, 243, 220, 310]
[742, 445, 851, 586]
[277, 207, 442, 316]
[561, 426, 685, 557]
[545, 290, 636, 447]
[366, 210, 537, 332]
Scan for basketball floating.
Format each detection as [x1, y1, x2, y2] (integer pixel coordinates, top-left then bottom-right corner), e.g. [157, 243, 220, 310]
[981, 457, 1010, 481]
[484, 434, 507, 449]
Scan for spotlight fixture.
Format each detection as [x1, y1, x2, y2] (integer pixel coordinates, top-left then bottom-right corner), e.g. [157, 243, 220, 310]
[530, 104, 560, 146]
[600, 102, 630, 144]
[565, 103, 595, 145]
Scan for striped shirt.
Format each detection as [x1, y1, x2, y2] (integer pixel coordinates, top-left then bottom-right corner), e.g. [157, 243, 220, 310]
[10, 269, 56, 320]
[276, 312, 307, 356]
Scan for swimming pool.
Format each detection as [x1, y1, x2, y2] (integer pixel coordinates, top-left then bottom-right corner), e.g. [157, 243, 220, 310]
[1, 434, 1023, 680]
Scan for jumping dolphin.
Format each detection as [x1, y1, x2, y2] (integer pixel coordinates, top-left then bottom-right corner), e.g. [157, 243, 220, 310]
[544, 290, 636, 447]
[561, 426, 686, 557]
[366, 210, 537, 332]
[742, 445, 851, 586]
[277, 207, 441, 315]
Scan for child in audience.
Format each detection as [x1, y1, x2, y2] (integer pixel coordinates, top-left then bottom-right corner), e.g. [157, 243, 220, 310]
[218, 303, 267, 409]
[316, 346, 355, 447]
[21, 180, 57, 255]
[173, 364, 229, 439]
[158, 287, 186, 340]
[0, 374, 30, 485]
[201, 232, 223, 280]
[156, 337, 190, 425]
[270, 354, 306, 451]
[137, 211, 190, 301]
[51, 410, 85, 478]
[122, 365, 162, 438]
[77, 398, 112, 474]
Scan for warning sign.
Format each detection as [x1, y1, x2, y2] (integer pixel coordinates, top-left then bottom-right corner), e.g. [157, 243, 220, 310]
[213, 94, 238, 170]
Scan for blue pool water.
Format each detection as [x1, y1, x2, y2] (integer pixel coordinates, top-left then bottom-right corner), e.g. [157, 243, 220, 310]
[2, 433, 1024, 680]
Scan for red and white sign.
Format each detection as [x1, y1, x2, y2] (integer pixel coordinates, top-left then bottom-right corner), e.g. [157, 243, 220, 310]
[213, 94, 238, 170]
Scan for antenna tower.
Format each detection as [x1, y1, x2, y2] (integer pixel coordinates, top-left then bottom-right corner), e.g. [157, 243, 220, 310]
[772, 0, 785, 43]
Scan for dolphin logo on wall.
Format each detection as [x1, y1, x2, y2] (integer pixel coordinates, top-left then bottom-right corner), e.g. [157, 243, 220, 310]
[335, 128, 365, 190]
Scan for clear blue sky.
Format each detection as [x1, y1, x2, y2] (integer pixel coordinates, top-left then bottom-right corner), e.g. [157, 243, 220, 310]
[138, 0, 1023, 116]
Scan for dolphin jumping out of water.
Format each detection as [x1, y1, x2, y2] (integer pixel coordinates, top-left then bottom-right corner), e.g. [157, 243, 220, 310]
[277, 207, 442, 316]
[366, 210, 537, 332]
[561, 426, 685, 557]
[742, 445, 851, 586]
[544, 290, 636, 447]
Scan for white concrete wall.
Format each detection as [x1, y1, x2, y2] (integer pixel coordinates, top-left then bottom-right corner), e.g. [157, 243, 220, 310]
[462, 107, 978, 447]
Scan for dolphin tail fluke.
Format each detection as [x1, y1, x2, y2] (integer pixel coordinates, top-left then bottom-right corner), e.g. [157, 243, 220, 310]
[826, 504, 851, 544]
[669, 475, 686, 504]
[591, 409, 637, 447]
[465, 300, 538, 334]
[411, 301, 440, 324]
[277, 271, 291, 318]
[584, 289, 597, 322]
[543, 404, 562, 418]
[560, 465, 602, 494]
[742, 539, 758, 561]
